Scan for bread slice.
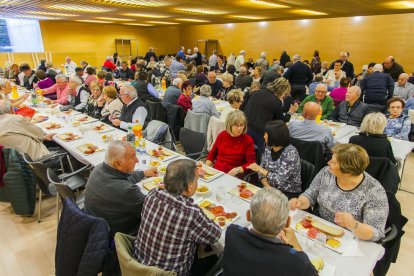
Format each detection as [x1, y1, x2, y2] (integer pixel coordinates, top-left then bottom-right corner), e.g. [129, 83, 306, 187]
[311, 219, 345, 237]
[311, 258, 324, 272]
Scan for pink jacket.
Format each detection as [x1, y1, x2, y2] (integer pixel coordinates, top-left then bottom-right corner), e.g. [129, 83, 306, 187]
[43, 84, 69, 105]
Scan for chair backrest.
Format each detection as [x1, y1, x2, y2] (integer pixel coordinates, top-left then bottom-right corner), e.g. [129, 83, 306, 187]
[179, 127, 207, 159]
[47, 167, 61, 185]
[290, 138, 327, 173]
[55, 183, 77, 203]
[300, 159, 315, 192]
[184, 109, 211, 134]
[366, 156, 400, 195]
[147, 100, 168, 123]
[23, 153, 51, 195]
[207, 116, 225, 151]
[114, 233, 176, 276]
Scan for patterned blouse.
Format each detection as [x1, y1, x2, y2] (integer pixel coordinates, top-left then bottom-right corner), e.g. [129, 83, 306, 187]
[302, 167, 389, 241]
[384, 114, 411, 140]
[259, 145, 302, 193]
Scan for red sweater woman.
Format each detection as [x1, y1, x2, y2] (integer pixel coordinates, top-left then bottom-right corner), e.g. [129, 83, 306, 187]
[177, 80, 193, 113]
[206, 110, 256, 177]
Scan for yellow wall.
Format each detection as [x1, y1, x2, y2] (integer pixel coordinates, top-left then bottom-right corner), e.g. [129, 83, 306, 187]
[181, 13, 414, 73]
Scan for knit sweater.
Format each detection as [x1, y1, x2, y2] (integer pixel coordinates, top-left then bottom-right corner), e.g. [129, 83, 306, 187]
[384, 114, 411, 141]
[297, 95, 334, 120]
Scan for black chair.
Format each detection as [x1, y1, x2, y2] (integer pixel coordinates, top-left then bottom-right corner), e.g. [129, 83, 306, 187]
[290, 138, 327, 173]
[366, 103, 387, 114]
[179, 127, 207, 160]
[366, 156, 400, 195]
[409, 123, 414, 142]
[300, 159, 315, 192]
[147, 100, 168, 123]
[166, 104, 186, 140]
[54, 183, 85, 210]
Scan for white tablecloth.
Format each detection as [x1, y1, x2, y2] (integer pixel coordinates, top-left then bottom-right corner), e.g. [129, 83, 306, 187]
[35, 110, 384, 276]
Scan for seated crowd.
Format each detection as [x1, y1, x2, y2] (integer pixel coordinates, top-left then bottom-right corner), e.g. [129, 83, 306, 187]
[1, 46, 412, 275]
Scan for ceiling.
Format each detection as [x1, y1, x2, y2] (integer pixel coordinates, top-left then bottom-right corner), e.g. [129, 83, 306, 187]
[1, 0, 414, 27]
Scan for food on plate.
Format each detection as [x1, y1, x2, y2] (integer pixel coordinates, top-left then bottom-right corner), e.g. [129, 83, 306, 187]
[78, 116, 89, 122]
[149, 160, 161, 167]
[143, 177, 165, 191]
[198, 200, 238, 226]
[326, 238, 341, 249]
[195, 184, 210, 196]
[217, 216, 226, 227]
[78, 143, 100, 154]
[62, 110, 76, 115]
[149, 147, 174, 160]
[72, 121, 81, 126]
[310, 258, 324, 273]
[58, 132, 80, 141]
[197, 164, 217, 179]
[309, 216, 345, 237]
[231, 182, 258, 200]
[94, 123, 106, 131]
[43, 122, 62, 130]
[157, 165, 167, 174]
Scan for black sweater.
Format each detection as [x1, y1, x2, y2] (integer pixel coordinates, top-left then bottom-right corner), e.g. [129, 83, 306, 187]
[349, 133, 397, 164]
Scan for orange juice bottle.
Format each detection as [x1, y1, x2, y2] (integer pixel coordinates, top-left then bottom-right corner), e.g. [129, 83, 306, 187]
[315, 108, 322, 123]
[36, 89, 43, 101]
[161, 78, 166, 91]
[61, 64, 65, 74]
[11, 85, 19, 99]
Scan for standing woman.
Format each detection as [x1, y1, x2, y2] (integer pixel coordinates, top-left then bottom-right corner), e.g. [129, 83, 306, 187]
[311, 50, 321, 74]
[85, 84, 104, 118]
[177, 80, 193, 113]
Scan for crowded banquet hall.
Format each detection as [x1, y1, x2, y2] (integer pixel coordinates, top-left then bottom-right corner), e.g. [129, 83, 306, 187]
[2, 0, 414, 275]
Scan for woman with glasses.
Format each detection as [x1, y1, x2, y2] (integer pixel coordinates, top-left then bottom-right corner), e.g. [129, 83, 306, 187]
[384, 97, 411, 140]
[220, 89, 244, 121]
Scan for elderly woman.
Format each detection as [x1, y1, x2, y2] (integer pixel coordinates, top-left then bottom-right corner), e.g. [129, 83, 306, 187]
[290, 144, 389, 241]
[35, 70, 54, 89]
[206, 110, 256, 176]
[217, 72, 235, 100]
[297, 83, 334, 120]
[84, 67, 97, 87]
[384, 97, 411, 141]
[41, 74, 69, 104]
[67, 76, 89, 112]
[251, 66, 263, 83]
[7, 63, 20, 84]
[101, 85, 123, 119]
[85, 84, 104, 118]
[220, 89, 244, 120]
[177, 80, 193, 113]
[192, 84, 219, 117]
[248, 120, 302, 199]
[349, 113, 397, 164]
[324, 60, 346, 87]
[0, 78, 29, 107]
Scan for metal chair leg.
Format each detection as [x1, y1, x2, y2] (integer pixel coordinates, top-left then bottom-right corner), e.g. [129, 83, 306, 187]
[59, 158, 65, 174]
[67, 155, 74, 172]
[37, 190, 42, 223]
[56, 194, 60, 223]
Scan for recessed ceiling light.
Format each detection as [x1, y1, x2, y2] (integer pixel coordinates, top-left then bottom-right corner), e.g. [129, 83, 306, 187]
[172, 8, 227, 15]
[123, 23, 154, 26]
[124, 13, 170, 18]
[95, 17, 133, 21]
[49, 4, 113, 13]
[146, 21, 179, 25]
[94, 0, 166, 7]
[384, 1, 414, 8]
[175, 18, 210, 23]
[259, 21, 268, 27]
[353, 16, 362, 22]
[292, 9, 327, 16]
[27, 11, 79, 17]
[230, 15, 267, 20]
[75, 20, 114, 23]
[300, 19, 310, 25]
[226, 23, 234, 28]
[249, 0, 289, 8]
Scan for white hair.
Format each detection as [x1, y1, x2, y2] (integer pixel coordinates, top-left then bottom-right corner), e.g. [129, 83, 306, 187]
[373, 64, 383, 72]
[105, 141, 128, 165]
[55, 74, 68, 82]
[260, 51, 267, 58]
[399, 73, 409, 80]
[121, 84, 137, 98]
[293, 55, 301, 62]
[240, 50, 246, 55]
[194, 47, 199, 52]
[106, 56, 112, 61]
[315, 83, 327, 91]
[200, 84, 212, 97]
[69, 76, 82, 85]
[0, 78, 10, 89]
[0, 99, 12, 115]
[172, 78, 183, 86]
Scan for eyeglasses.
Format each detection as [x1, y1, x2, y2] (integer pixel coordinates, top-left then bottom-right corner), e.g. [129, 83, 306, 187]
[315, 90, 327, 93]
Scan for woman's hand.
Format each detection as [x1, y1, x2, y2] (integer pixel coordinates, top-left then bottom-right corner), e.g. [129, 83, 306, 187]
[334, 212, 356, 230]
[228, 167, 241, 176]
[247, 163, 261, 172]
[205, 160, 213, 167]
[289, 198, 304, 210]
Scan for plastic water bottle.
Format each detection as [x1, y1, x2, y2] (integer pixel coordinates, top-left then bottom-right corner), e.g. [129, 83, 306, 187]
[126, 126, 135, 147]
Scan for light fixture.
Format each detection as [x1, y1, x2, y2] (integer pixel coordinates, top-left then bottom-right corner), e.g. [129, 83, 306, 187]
[94, 0, 166, 7]
[353, 16, 362, 22]
[124, 13, 170, 18]
[226, 23, 234, 28]
[259, 21, 267, 27]
[230, 15, 267, 20]
[384, 1, 414, 9]
[27, 11, 79, 17]
[75, 20, 114, 23]
[172, 8, 227, 15]
[300, 19, 310, 25]
[145, 21, 179, 25]
[249, 0, 289, 8]
[123, 23, 154, 26]
[48, 4, 113, 13]
[175, 18, 210, 23]
[95, 17, 134, 21]
[292, 9, 327, 16]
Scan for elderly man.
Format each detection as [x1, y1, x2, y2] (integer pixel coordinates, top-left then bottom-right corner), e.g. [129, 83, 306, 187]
[0, 100, 56, 160]
[283, 54, 313, 101]
[135, 159, 221, 275]
[297, 84, 334, 120]
[0, 78, 29, 107]
[207, 71, 223, 98]
[117, 61, 134, 81]
[132, 71, 159, 103]
[84, 141, 157, 235]
[256, 51, 269, 70]
[66, 76, 89, 111]
[330, 52, 354, 78]
[64, 56, 77, 74]
[394, 73, 414, 100]
[223, 187, 317, 276]
[360, 64, 394, 106]
[235, 66, 253, 90]
[41, 74, 69, 104]
[234, 50, 246, 72]
[289, 102, 334, 152]
[192, 84, 219, 118]
[383, 56, 404, 82]
[187, 47, 203, 66]
[162, 77, 183, 107]
[18, 63, 38, 89]
[329, 86, 370, 127]
[170, 55, 186, 79]
[111, 84, 150, 130]
[208, 50, 218, 70]
[144, 47, 158, 62]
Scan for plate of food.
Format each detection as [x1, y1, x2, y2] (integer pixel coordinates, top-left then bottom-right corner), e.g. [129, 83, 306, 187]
[195, 184, 210, 196]
[198, 199, 239, 229]
[56, 132, 81, 141]
[76, 143, 104, 155]
[92, 123, 113, 133]
[197, 164, 224, 182]
[290, 210, 353, 254]
[147, 146, 178, 161]
[140, 177, 165, 191]
[61, 109, 81, 116]
[148, 160, 162, 168]
[227, 182, 260, 202]
[157, 164, 167, 175]
[74, 115, 98, 124]
[42, 122, 63, 130]
[32, 114, 49, 122]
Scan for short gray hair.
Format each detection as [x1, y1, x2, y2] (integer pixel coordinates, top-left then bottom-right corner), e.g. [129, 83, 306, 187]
[164, 159, 197, 196]
[45, 61, 53, 68]
[172, 78, 183, 86]
[260, 51, 266, 58]
[373, 64, 383, 72]
[360, 112, 387, 135]
[315, 83, 327, 92]
[0, 99, 12, 115]
[200, 84, 212, 97]
[293, 54, 301, 62]
[55, 74, 68, 82]
[105, 141, 128, 165]
[250, 187, 289, 235]
[69, 76, 82, 85]
[121, 84, 138, 98]
[0, 78, 10, 89]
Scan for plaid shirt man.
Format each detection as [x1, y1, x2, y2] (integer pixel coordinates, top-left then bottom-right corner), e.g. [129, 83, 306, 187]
[135, 188, 221, 275]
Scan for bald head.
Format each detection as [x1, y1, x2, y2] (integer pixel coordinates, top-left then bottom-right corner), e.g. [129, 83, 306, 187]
[207, 71, 216, 83]
[398, 73, 409, 86]
[239, 66, 247, 75]
[383, 56, 395, 69]
[303, 102, 321, 120]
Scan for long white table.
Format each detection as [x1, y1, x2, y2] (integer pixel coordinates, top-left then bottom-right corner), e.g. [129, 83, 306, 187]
[34, 108, 384, 276]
